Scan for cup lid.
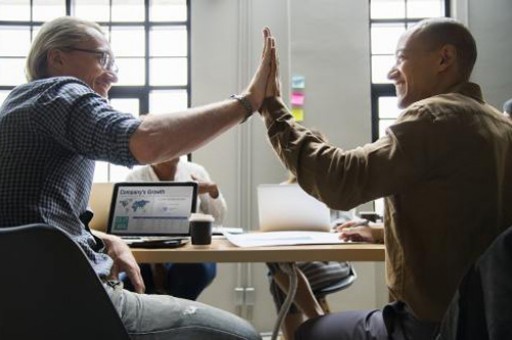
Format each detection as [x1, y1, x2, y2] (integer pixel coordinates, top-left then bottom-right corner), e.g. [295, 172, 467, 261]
[189, 213, 215, 222]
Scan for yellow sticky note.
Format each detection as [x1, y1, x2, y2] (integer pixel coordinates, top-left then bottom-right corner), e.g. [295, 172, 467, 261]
[291, 107, 304, 122]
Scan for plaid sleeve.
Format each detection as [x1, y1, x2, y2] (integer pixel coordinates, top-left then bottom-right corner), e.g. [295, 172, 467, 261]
[30, 78, 141, 166]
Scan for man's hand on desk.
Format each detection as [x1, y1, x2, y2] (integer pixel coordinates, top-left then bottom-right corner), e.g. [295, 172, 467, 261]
[336, 220, 384, 244]
[93, 231, 146, 293]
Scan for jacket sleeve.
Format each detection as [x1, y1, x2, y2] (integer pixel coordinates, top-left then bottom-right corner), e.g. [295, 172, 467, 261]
[260, 97, 428, 211]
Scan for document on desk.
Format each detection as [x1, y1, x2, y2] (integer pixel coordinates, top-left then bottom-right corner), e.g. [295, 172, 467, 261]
[224, 231, 349, 248]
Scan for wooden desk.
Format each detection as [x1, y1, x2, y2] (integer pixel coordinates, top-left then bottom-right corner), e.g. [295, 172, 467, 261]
[131, 237, 385, 263]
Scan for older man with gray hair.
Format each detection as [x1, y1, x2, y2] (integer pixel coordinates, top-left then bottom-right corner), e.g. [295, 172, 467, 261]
[0, 16, 274, 340]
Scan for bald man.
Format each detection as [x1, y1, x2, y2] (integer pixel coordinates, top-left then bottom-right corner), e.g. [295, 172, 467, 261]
[261, 19, 512, 340]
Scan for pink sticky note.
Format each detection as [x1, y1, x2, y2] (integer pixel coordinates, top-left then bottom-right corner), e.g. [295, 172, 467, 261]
[291, 92, 305, 106]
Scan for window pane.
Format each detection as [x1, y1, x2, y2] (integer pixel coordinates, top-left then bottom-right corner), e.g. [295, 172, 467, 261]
[111, 26, 145, 57]
[407, 0, 444, 19]
[33, 0, 66, 21]
[150, 0, 187, 22]
[150, 57, 187, 86]
[149, 89, 188, 114]
[93, 161, 110, 182]
[0, 26, 31, 57]
[379, 119, 396, 138]
[116, 58, 145, 85]
[0, 90, 10, 106]
[112, 0, 144, 22]
[0, 0, 30, 21]
[150, 26, 187, 57]
[378, 97, 400, 119]
[32, 26, 43, 41]
[110, 98, 140, 117]
[371, 24, 405, 55]
[74, 0, 110, 22]
[371, 55, 394, 84]
[371, 0, 405, 19]
[0, 58, 26, 85]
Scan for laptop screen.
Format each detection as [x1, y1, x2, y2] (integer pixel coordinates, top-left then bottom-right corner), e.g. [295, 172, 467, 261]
[107, 182, 198, 236]
[257, 183, 331, 232]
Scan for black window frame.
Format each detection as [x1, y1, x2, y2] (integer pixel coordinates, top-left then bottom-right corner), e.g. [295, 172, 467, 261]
[369, 0, 451, 141]
[0, 0, 192, 179]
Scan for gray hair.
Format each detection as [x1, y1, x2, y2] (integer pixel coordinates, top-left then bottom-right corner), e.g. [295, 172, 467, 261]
[26, 16, 105, 81]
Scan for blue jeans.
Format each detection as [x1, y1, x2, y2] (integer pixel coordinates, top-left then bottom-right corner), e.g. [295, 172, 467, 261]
[104, 280, 260, 340]
[122, 262, 216, 300]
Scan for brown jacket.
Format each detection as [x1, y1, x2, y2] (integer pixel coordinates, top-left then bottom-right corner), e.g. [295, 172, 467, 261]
[261, 82, 512, 321]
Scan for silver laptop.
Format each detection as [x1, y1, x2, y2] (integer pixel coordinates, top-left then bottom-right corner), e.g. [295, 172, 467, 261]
[107, 182, 197, 244]
[257, 184, 331, 232]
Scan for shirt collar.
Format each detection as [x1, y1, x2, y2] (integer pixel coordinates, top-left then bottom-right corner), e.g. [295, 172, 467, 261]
[448, 81, 484, 103]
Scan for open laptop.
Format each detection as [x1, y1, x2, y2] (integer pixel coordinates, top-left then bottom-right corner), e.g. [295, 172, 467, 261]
[106, 182, 197, 244]
[257, 184, 332, 232]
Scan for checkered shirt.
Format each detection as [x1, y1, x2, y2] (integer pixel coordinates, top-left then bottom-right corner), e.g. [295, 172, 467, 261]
[0, 77, 141, 277]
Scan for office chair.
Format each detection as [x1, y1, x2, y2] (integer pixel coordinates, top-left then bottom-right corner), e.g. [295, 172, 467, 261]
[437, 225, 512, 340]
[313, 264, 357, 313]
[0, 223, 130, 340]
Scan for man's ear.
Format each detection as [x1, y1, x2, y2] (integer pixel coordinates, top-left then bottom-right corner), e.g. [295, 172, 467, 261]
[46, 48, 65, 73]
[437, 44, 457, 72]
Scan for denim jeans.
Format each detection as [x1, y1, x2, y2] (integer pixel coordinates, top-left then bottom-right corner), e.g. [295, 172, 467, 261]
[104, 281, 260, 340]
[121, 262, 216, 300]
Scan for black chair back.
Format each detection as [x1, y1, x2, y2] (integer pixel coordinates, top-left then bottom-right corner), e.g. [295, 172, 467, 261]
[438, 225, 512, 340]
[0, 223, 130, 340]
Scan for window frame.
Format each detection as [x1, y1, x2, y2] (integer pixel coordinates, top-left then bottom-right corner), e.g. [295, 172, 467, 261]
[0, 0, 192, 181]
[369, 0, 451, 141]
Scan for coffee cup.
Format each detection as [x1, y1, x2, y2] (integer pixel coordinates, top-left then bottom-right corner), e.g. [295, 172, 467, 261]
[189, 213, 214, 247]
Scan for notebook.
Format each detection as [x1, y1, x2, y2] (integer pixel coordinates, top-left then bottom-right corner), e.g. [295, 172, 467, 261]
[257, 184, 332, 232]
[106, 182, 198, 244]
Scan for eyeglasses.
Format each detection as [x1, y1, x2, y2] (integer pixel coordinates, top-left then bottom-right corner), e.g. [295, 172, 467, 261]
[67, 47, 119, 74]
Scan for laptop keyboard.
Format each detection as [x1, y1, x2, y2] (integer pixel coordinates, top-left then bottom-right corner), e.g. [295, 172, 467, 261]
[121, 236, 185, 242]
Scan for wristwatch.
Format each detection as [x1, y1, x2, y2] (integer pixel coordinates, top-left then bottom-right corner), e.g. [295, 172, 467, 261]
[230, 94, 254, 123]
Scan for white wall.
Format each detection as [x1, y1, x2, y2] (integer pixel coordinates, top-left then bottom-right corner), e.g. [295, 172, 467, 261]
[467, 0, 512, 108]
[189, 0, 512, 333]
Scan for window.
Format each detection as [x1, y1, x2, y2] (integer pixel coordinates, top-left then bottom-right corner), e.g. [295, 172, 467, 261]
[369, 0, 449, 214]
[0, 0, 191, 182]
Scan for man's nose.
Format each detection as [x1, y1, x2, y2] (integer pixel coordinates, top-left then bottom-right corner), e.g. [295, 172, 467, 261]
[387, 65, 398, 81]
[106, 70, 119, 84]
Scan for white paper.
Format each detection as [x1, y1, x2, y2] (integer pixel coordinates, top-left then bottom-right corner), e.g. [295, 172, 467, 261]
[224, 231, 346, 248]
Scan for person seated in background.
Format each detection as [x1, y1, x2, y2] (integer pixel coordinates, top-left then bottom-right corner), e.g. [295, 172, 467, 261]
[266, 129, 356, 340]
[123, 156, 227, 299]
[503, 98, 512, 119]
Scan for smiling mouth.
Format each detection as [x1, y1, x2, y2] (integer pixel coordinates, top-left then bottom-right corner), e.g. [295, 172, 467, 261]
[96, 82, 110, 91]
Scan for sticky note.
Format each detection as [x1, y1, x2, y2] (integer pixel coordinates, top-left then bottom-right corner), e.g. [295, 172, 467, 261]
[291, 92, 305, 106]
[291, 107, 304, 121]
[292, 75, 305, 89]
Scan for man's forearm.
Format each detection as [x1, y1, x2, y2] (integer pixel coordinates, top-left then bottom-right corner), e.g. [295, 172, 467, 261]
[130, 99, 250, 165]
